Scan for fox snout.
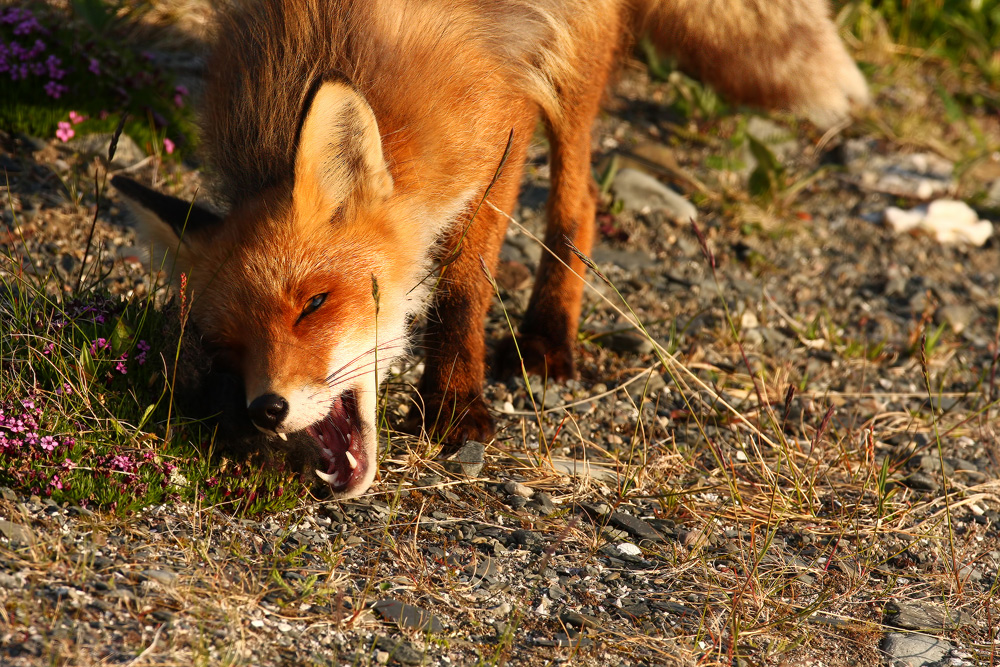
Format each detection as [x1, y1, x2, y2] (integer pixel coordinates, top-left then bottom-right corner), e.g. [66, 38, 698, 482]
[247, 393, 290, 434]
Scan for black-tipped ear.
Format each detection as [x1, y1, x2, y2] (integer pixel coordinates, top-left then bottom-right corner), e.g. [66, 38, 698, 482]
[293, 81, 393, 216]
[111, 175, 221, 240]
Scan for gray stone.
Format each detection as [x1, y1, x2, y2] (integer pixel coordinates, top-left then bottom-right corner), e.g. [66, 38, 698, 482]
[600, 330, 654, 355]
[373, 636, 424, 665]
[620, 602, 651, 618]
[0, 520, 33, 545]
[528, 492, 557, 516]
[463, 557, 497, 579]
[626, 372, 666, 402]
[502, 481, 534, 499]
[880, 632, 952, 667]
[534, 634, 593, 649]
[141, 569, 177, 586]
[373, 599, 443, 633]
[506, 495, 528, 509]
[852, 152, 955, 199]
[610, 168, 697, 221]
[885, 601, 972, 632]
[440, 440, 485, 478]
[918, 456, 954, 476]
[607, 512, 665, 543]
[559, 610, 602, 630]
[590, 246, 658, 272]
[901, 473, 939, 493]
[508, 529, 542, 549]
[937, 305, 976, 334]
[65, 132, 146, 168]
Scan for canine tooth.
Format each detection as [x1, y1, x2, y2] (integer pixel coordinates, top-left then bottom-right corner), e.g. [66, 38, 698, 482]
[321, 448, 336, 463]
[277, 432, 288, 441]
[315, 469, 341, 485]
[345, 451, 358, 470]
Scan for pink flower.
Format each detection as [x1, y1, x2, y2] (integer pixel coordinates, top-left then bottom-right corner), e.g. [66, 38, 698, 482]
[173, 84, 189, 108]
[163, 137, 175, 154]
[68, 110, 86, 125]
[55, 121, 74, 142]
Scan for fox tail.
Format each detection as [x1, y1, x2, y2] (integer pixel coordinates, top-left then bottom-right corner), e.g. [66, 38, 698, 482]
[633, 0, 868, 126]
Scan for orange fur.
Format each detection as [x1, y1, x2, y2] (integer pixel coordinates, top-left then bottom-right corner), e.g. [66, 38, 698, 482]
[113, 0, 866, 498]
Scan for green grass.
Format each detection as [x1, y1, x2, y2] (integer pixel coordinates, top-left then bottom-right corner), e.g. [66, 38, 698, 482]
[844, 0, 1000, 81]
[1, 235, 306, 517]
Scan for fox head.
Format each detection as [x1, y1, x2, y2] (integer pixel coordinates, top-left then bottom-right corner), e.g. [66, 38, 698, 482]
[113, 81, 426, 499]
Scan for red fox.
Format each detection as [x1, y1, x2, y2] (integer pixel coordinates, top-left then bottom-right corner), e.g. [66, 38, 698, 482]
[113, 0, 867, 498]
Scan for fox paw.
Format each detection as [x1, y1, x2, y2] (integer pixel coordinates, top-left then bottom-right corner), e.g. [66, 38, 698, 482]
[404, 393, 495, 452]
[494, 333, 576, 381]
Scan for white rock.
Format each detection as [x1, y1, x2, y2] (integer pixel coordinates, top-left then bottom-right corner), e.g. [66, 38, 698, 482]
[617, 542, 641, 557]
[611, 168, 698, 222]
[884, 199, 993, 246]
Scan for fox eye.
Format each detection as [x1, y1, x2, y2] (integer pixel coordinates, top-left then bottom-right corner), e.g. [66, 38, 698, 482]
[301, 293, 327, 318]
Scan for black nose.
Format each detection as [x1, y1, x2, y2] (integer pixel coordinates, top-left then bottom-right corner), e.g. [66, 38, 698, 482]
[248, 393, 289, 431]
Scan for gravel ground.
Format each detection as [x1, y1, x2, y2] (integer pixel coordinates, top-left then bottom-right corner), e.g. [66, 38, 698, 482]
[3, 17, 1000, 667]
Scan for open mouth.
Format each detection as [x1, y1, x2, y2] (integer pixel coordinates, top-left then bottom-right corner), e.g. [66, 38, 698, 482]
[306, 389, 367, 494]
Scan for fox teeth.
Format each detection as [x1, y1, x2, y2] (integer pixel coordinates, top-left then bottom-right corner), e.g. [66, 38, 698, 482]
[345, 451, 358, 470]
[315, 469, 342, 485]
[320, 448, 336, 463]
[317, 432, 325, 442]
[277, 432, 288, 442]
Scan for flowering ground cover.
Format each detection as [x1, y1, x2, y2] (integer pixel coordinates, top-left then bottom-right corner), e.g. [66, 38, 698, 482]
[0, 3, 194, 158]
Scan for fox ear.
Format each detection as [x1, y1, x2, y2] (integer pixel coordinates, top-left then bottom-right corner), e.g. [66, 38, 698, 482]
[112, 175, 221, 246]
[294, 80, 393, 215]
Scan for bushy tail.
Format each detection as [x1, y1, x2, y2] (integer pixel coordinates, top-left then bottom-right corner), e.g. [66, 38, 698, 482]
[633, 0, 868, 126]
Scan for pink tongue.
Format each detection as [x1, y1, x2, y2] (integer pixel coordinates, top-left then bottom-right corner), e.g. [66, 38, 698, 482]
[308, 407, 358, 489]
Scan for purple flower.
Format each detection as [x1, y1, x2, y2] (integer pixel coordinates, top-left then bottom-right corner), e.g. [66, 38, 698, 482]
[45, 81, 67, 100]
[88, 57, 99, 75]
[45, 54, 63, 79]
[110, 455, 135, 474]
[39, 436, 56, 452]
[163, 137, 175, 155]
[136, 340, 150, 366]
[89, 338, 109, 355]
